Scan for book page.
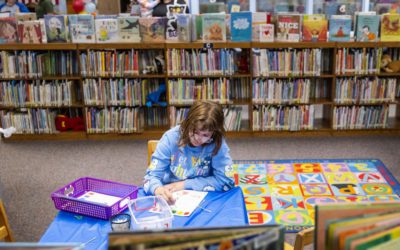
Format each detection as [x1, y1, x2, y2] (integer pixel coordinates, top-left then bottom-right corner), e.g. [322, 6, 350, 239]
[170, 190, 207, 216]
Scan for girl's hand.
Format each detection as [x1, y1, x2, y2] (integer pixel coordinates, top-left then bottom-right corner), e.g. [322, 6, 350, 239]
[164, 181, 185, 193]
[154, 186, 175, 205]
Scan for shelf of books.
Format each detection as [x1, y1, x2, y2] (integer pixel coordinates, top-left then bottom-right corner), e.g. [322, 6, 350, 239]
[1, 11, 400, 140]
[1, 41, 399, 140]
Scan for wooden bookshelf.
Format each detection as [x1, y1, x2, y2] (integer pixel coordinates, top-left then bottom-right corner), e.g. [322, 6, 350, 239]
[1, 41, 400, 140]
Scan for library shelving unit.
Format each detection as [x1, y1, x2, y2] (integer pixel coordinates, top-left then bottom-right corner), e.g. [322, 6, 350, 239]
[0, 43, 86, 140]
[0, 41, 399, 140]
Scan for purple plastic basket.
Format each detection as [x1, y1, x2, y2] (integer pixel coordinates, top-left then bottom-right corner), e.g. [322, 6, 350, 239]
[51, 177, 138, 220]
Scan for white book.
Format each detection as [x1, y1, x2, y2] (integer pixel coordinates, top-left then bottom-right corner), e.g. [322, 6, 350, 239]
[117, 16, 140, 43]
[95, 18, 119, 43]
[69, 14, 95, 43]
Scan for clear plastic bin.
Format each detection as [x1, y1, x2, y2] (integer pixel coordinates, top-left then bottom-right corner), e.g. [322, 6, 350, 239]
[128, 196, 173, 230]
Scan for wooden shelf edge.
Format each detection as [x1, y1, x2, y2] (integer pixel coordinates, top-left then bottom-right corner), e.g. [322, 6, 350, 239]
[2, 131, 87, 141]
[3, 128, 399, 141]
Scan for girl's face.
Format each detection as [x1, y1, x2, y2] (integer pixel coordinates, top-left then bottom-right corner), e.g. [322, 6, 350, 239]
[7, 0, 17, 6]
[189, 129, 213, 147]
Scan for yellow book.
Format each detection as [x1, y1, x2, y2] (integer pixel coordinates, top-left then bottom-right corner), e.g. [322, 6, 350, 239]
[380, 13, 400, 41]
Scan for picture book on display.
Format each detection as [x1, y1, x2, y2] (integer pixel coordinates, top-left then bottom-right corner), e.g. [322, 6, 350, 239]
[117, 16, 140, 43]
[17, 20, 46, 44]
[328, 15, 352, 42]
[202, 13, 226, 42]
[44, 15, 69, 43]
[259, 24, 274, 42]
[230, 11, 252, 42]
[315, 202, 400, 250]
[355, 13, 379, 42]
[176, 14, 191, 42]
[302, 14, 328, 42]
[228, 1, 241, 13]
[276, 13, 301, 42]
[199, 1, 225, 14]
[39, 19, 47, 43]
[252, 12, 272, 41]
[95, 18, 119, 43]
[191, 14, 202, 41]
[108, 225, 285, 250]
[68, 14, 95, 43]
[225, 13, 231, 41]
[138, 17, 166, 42]
[165, 2, 188, 41]
[380, 13, 400, 41]
[0, 17, 17, 43]
[325, 2, 358, 19]
[375, 3, 396, 15]
[15, 12, 37, 22]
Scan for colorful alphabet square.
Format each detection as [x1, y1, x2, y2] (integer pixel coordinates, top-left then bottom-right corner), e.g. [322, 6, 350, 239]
[244, 196, 273, 210]
[247, 210, 275, 225]
[271, 196, 306, 210]
[298, 173, 326, 184]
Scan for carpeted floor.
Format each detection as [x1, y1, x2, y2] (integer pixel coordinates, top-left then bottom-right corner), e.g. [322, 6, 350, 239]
[0, 135, 399, 247]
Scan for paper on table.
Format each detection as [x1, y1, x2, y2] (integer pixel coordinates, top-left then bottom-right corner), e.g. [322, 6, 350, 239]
[77, 191, 121, 206]
[170, 190, 208, 216]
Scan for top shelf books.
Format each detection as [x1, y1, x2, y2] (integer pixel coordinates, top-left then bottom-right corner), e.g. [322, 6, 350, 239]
[1, 12, 400, 45]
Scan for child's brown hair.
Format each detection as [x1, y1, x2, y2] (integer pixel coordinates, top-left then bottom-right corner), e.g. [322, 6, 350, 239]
[179, 100, 225, 155]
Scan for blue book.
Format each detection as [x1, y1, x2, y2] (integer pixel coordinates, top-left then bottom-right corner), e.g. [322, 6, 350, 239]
[230, 11, 252, 42]
[329, 15, 352, 42]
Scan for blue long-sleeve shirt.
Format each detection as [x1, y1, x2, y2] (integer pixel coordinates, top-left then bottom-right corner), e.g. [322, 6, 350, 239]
[143, 126, 235, 195]
[0, 2, 29, 13]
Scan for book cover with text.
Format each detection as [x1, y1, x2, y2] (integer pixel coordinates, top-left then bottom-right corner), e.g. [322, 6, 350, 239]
[176, 14, 191, 42]
[0, 17, 17, 43]
[139, 17, 166, 42]
[329, 15, 352, 42]
[117, 16, 140, 43]
[15, 12, 37, 22]
[95, 18, 119, 43]
[252, 12, 272, 41]
[17, 20, 45, 43]
[69, 14, 95, 43]
[276, 14, 301, 42]
[356, 14, 379, 42]
[381, 13, 400, 41]
[302, 18, 328, 42]
[44, 15, 69, 43]
[202, 13, 226, 41]
[259, 23, 274, 42]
